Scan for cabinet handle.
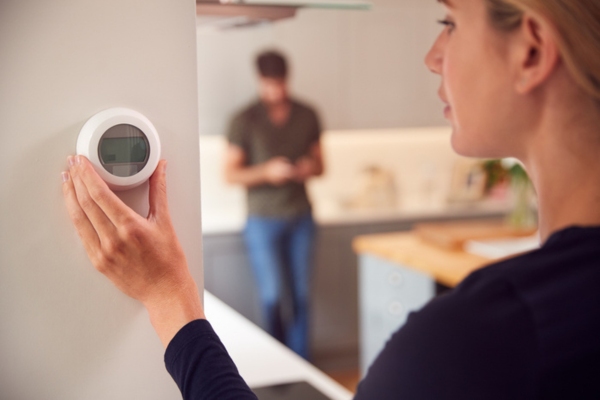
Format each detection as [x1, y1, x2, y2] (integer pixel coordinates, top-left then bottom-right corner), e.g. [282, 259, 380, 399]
[387, 301, 404, 316]
[387, 272, 403, 287]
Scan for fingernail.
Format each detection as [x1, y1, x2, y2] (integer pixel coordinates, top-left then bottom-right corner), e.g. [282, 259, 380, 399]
[68, 156, 75, 167]
[75, 155, 82, 165]
[61, 171, 69, 183]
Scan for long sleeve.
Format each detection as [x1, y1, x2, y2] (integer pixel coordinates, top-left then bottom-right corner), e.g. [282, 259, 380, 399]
[165, 319, 258, 400]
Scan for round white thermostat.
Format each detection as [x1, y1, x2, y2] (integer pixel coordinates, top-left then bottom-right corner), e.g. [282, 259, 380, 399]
[76, 108, 161, 191]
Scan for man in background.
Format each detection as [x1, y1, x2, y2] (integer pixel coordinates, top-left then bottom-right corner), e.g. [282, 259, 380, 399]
[224, 50, 324, 359]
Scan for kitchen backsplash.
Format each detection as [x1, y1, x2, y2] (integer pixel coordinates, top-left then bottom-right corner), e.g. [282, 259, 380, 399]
[200, 127, 509, 233]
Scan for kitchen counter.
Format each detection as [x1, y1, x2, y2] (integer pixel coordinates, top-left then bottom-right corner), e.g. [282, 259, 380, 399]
[202, 199, 510, 235]
[352, 223, 540, 374]
[353, 231, 491, 288]
[204, 291, 353, 400]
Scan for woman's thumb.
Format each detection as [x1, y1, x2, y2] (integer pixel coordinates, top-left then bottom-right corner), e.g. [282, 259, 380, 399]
[149, 160, 169, 222]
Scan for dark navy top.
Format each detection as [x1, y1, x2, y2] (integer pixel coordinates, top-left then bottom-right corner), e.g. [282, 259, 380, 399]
[165, 226, 600, 399]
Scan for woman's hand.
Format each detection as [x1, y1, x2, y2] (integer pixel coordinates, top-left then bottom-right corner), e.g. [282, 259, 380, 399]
[62, 155, 204, 347]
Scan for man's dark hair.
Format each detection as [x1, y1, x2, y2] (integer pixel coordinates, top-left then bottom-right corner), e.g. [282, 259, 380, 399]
[256, 51, 288, 79]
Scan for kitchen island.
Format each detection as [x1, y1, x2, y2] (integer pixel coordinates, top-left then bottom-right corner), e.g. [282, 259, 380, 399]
[353, 232, 492, 374]
[352, 225, 541, 375]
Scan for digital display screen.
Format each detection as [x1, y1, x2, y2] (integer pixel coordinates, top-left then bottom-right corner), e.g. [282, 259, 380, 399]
[100, 136, 148, 164]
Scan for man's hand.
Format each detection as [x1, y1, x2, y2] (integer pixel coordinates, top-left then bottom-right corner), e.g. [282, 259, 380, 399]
[263, 157, 295, 186]
[62, 155, 204, 347]
[224, 143, 323, 187]
[294, 156, 318, 182]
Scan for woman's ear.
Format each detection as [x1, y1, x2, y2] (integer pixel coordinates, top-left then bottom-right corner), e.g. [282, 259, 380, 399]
[513, 12, 560, 94]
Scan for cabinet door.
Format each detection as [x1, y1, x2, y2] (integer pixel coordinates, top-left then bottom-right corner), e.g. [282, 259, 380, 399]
[359, 254, 435, 375]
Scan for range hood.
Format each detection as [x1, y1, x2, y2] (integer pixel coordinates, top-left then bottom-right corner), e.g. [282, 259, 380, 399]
[197, 0, 371, 29]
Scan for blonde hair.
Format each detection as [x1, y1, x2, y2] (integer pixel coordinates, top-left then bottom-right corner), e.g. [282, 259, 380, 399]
[485, 0, 600, 100]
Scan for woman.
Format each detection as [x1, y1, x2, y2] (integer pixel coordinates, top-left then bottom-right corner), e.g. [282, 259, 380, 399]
[61, 0, 600, 398]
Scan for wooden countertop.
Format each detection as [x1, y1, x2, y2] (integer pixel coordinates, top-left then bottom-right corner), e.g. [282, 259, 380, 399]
[353, 232, 492, 287]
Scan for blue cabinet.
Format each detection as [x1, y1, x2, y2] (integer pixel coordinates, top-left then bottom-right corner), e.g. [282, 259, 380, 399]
[359, 254, 436, 375]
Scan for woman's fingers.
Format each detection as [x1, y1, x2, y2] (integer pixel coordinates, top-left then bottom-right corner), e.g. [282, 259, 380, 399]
[148, 160, 169, 223]
[72, 155, 144, 226]
[68, 156, 118, 241]
[61, 170, 101, 258]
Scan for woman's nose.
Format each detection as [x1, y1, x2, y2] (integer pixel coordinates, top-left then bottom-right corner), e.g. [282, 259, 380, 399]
[425, 33, 444, 75]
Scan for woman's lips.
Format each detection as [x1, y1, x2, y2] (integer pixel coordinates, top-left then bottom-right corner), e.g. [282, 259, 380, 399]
[438, 89, 451, 119]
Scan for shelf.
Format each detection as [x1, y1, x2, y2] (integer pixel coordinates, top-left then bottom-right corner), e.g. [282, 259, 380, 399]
[197, 0, 371, 11]
[241, 0, 371, 10]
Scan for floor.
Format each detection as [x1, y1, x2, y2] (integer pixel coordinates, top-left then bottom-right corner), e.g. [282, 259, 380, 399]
[325, 369, 361, 394]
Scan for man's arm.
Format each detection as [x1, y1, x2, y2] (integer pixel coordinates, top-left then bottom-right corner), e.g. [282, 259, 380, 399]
[224, 144, 295, 187]
[294, 141, 324, 183]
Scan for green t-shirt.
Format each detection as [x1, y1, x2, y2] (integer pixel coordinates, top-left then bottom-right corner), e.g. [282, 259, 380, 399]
[227, 99, 322, 218]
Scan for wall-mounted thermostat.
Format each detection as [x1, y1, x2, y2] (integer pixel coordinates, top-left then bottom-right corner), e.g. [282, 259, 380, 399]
[77, 108, 161, 191]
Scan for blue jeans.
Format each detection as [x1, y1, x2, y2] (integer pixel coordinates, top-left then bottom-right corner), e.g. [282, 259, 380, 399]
[244, 213, 315, 359]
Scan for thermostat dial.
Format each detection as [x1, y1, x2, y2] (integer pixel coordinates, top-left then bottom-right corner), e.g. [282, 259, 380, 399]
[77, 108, 161, 191]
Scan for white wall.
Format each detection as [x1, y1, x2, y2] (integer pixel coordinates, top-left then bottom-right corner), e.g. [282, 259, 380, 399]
[197, 0, 447, 135]
[0, 1, 202, 399]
